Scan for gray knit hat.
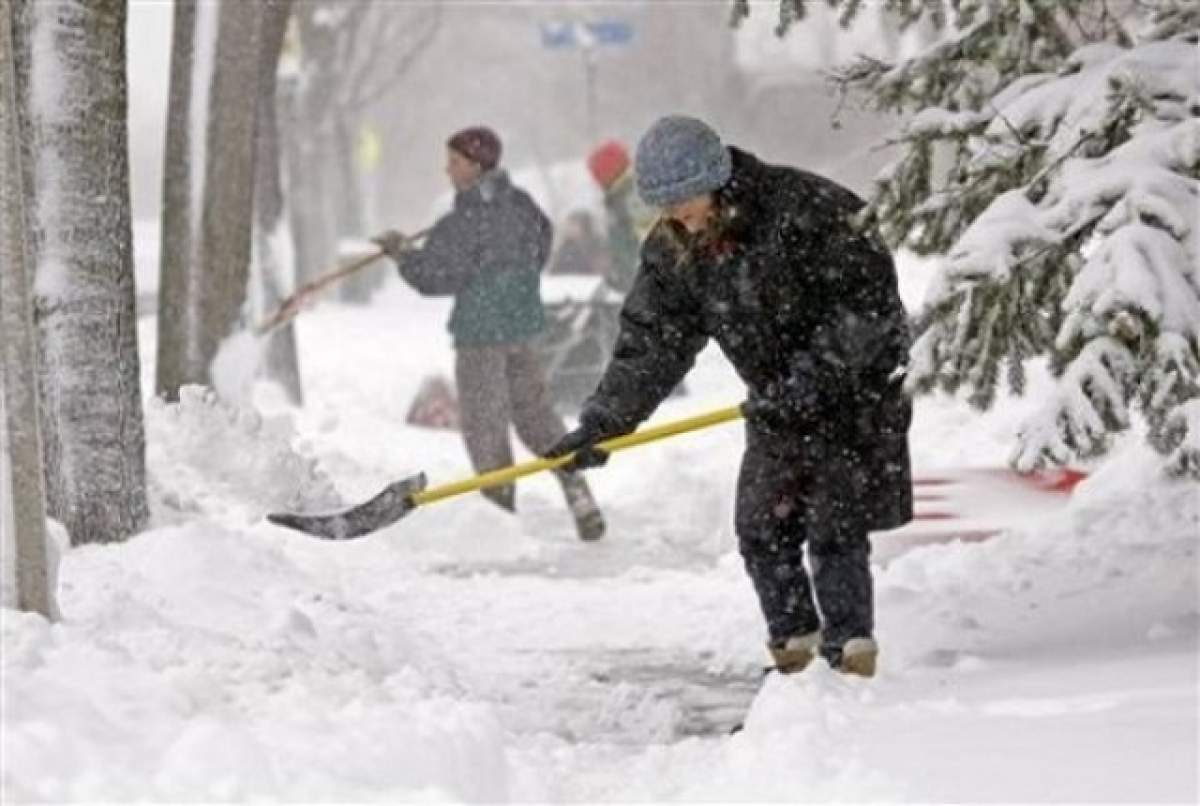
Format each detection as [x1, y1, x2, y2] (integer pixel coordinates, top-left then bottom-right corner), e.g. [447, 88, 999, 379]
[635, 115, 732, 207]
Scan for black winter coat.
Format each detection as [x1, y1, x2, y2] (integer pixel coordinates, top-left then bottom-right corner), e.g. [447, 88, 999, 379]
[581, 148, 913, 530]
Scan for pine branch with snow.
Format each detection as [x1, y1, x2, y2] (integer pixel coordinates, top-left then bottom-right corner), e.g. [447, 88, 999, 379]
[922, 38, 1200, 476]
[763, 0, 1200, 477]
[1159, 399, 1200, 477]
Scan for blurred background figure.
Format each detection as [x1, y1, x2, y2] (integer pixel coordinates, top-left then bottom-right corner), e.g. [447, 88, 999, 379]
[586, 139, 657, 296]
[548, 210, 610, 278]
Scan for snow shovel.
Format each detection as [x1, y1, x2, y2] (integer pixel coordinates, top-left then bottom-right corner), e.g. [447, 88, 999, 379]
[266, 404, 745, 540]
[255, 229, 430, 336]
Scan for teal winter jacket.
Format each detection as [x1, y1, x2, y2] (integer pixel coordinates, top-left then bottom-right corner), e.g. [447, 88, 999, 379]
[399, 170, 553, 346]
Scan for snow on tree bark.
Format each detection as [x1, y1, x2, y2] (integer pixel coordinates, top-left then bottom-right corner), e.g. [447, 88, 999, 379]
[11, 0, 149, 545]
[762, 0, 1200, 477]
[0, 0, 55, 617]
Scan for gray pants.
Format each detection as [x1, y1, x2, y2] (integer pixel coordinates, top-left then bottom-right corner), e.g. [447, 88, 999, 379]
[455, 342, 567, 510]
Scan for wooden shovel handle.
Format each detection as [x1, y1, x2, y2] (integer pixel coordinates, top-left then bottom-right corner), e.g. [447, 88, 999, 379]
[255, 228, 430, 336]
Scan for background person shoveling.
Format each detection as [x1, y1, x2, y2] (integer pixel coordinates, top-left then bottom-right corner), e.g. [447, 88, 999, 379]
[371, 125, 605, 542]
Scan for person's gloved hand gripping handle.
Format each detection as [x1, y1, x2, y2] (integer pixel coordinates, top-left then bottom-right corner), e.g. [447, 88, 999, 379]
[370, 229, 412, 260]
[544, 410, 631, 472]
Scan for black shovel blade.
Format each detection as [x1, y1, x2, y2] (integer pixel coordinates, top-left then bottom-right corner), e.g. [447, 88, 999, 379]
[266, 473, 428, 540]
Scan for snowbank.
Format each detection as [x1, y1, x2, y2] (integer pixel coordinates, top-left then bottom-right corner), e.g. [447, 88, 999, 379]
[145, 385, 340, 527]
[1, 523, 515, 802]
[879, 440, 1198, 665]
[3, 380, 525, 801]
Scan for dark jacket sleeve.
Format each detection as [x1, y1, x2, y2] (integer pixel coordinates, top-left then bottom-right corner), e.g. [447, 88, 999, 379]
[579, 229, 708, 435]
[397, 210, 479, 296]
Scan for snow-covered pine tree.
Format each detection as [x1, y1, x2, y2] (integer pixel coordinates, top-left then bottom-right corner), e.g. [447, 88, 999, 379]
[743, 0, 1200, 478]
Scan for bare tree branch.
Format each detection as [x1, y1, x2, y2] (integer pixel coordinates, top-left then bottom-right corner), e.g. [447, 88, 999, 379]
[342, 4, 442, 114]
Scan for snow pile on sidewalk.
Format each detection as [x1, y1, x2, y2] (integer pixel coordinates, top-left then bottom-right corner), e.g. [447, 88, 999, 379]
[4, 381, 536, 802]
[144, 385, 340, 526]
[1, 520, 522, 803]
[880, 441, 1199, 666]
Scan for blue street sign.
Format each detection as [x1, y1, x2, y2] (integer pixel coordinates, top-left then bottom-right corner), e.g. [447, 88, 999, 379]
[540, 22, 576, 49]
[587, 20, 634, 45]
[540, 20, 634, 49]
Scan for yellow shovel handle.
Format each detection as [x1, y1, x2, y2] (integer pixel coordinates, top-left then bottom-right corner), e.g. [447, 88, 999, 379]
[410, 404, 745, 507]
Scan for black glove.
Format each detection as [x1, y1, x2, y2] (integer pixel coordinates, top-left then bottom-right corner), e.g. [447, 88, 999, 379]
[370, 229, 412, 260]
[545, 423, 612, 472]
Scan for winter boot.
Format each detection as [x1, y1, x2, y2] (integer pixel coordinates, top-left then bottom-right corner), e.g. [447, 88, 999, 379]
[554, 469, 605, 541]
[832, 637, 878, 678]
[768, 630, 821, 674]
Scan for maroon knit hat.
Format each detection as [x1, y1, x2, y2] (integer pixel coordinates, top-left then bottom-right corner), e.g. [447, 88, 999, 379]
[446, 126, 502, 171]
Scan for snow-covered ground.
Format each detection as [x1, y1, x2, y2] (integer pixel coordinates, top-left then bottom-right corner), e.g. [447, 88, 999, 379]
[2, 254, 1197, 802]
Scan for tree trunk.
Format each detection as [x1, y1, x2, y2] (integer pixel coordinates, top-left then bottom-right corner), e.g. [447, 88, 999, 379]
[283, 5, 339, 286]
[0, 0, 55, 617]
[11, 0, 149, 546]
[332, 113, 367, 239]
[279, 77, 313, 285]
[333, 112, 384, 304]
[193, 1, 262, 383]
[255, 0, 303, 404]
[155, 0, 196, 402]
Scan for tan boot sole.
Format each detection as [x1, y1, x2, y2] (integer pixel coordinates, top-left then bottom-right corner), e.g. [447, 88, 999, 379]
[772, 649, 815, 674]
[839, 648, 877, 678]
[769, 633, 821, 674]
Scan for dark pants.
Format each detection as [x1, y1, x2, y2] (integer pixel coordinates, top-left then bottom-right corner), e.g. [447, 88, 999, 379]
[455, 342, 566, 509]
[735, 438, 874, 654]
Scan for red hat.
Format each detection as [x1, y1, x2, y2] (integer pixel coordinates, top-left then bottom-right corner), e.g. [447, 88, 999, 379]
[447, 126, 502, 171]
[587, 140, 631, 189]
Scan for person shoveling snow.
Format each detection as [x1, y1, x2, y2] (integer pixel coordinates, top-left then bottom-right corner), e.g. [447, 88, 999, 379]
[370, 125, 605, 542]
[547, 116, 914, 678]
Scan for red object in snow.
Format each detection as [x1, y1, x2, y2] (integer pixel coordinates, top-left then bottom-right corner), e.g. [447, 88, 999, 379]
[915, 467, 1088, 496]
[913, 511, 958, 521]
[874, 466, 1089, 564]
[1020, 467, 1088, 493]
[406, 374, 460, 431]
